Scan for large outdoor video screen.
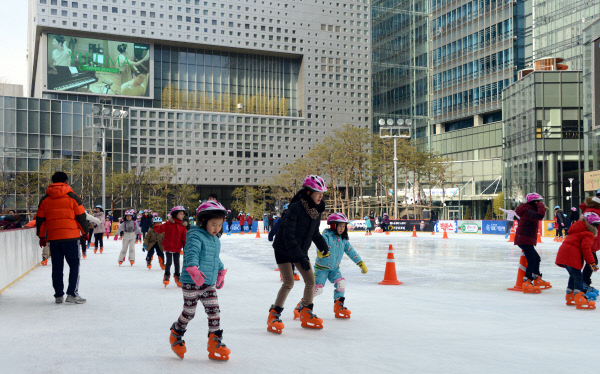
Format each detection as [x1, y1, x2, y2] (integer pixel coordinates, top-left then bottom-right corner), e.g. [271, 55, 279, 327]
[46, 34, 151, 98]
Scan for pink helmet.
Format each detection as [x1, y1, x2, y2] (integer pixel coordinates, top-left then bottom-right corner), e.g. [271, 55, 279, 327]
[302, 175, 327, 192]
[327, 213, 349, 224]
[583, 212, 600, 226]
[143, 209, 148, 212]
[170, 206, 186, 216]
[525, 193, 543, 203]
[152, 212, 158, 216]
[572, 207, 577, 212]
[124, 209, 135, 216]
[196, 201, 227, 216]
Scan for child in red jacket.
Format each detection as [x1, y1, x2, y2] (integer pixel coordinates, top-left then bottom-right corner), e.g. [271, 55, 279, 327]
[154, 206, 188, 287]
[555, 212, 600, 309]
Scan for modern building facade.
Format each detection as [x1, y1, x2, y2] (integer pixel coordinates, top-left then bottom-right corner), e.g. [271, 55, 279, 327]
[582, 18, 600, 191]
[2, 0, 372, 210]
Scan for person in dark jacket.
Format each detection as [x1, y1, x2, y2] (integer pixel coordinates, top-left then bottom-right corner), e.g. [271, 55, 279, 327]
[140, 211, 152, 239]
[429, 211, 438, 233]
[554, 206, 566, 241]
[268, 175, 330, 334]
[225, 210, 233, 234]
[268, 205, 288, 242]
[0, 214, 20, 230]
[514, 193, 551, 293]
[36, 171, 88, 304]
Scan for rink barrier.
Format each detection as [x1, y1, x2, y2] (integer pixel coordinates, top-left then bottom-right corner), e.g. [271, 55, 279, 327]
[0, 228, 40, 293]
[507, 251, 528, 292]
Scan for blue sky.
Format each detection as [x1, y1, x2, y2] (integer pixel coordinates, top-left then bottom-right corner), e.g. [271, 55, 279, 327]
[0, 2, 28, 91]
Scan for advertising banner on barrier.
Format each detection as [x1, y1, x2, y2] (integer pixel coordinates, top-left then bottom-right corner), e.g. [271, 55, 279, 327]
[223, 221, 258, 233]
[457, 220, 482, 234]
[482, 220, 507, 235]
[346, 219, 434, 232]
[543, 220, 557, 237]
[435, 220, 458, 233]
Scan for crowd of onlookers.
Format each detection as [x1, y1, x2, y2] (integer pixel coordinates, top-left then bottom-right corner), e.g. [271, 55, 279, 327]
[0, 209, 24, 230]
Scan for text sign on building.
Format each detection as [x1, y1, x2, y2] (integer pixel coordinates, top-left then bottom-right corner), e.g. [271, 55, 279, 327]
[46, 34, 151, 98]
[584, 170, 600, 192]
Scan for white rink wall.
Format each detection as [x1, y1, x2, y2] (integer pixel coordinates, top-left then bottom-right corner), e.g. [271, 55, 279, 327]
[0, 228, 40, 291]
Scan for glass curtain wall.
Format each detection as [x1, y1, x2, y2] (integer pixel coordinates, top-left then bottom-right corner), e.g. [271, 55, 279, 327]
[372, 0, 429, 139]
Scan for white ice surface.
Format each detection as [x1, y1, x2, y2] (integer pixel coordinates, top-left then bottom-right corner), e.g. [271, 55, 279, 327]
[1, 232, 598, 373]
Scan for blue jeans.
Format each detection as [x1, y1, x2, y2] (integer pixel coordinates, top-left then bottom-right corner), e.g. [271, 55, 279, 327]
[518, 245, 540, 280]
[50, 240, 81, 297]
[565, 266, 584, 293]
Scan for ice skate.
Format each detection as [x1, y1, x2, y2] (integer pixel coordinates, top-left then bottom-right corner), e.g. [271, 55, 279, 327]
[267, 305, 285, 334]
[521, 278, 541, 294]
[293, 300, 303, 320]
[293, 273, 300, 281]
[159, 257, 165, 270]
[93, 249, 97, 254]
[207, 330, 230, 361]
[334, 297, 351, 319]
[118, 261, 123, 266]
[169, 323, 186, 359]
[41, 258, 48, 266]
[130, 260, 134, 266]
[574, 291, 596, 310]
[163, 275, 170, 287]
[566, 290, 576, 306]
[533, 275, 552, 290]
[584, 284, 599, 300]
[147, 261, 152, 270]
[82, 252, 87, 259]
[299, 302, 323, 329]
[100, 247, 103, 254]
[174, 275, 182, 287]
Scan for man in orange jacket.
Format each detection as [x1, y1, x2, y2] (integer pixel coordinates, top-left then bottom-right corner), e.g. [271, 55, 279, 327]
[37, 171, 89, 304]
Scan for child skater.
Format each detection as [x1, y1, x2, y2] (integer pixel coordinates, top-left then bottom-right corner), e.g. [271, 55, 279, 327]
[364, 215, 372, 235]
[153, 206, 187, 287]
[312, 213, 368, 319]
[144, 216, 165, 270]
[268, 175, 330, 334]
[168, 201, 230, 361]
[92, 205, 105, 254]
[514, 193, 552, 293]
[105, 217, 111, 238]
[117, 210, 141, 266]
[555, 212, 600, 309]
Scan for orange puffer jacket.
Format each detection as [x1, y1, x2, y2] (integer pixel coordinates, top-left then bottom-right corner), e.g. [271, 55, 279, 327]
[36, 183, 87, 242]
[555, 219, 597, 270]
[152, 217, 187, 253]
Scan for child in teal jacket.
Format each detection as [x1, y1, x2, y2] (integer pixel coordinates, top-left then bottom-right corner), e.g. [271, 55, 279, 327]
[314, 213, 368, 319]
[168, 201, 230, 361]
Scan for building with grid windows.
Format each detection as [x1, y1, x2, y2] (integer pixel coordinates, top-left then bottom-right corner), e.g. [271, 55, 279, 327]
[1, 0, 371, 210]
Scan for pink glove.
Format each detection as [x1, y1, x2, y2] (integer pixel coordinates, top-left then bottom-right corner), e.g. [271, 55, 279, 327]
[186, 266, 205, 287]
[216, 269, 228, 289]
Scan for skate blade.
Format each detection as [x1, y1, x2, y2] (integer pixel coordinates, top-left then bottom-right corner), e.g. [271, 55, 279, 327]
[301, 322, 323, 329]
[208, 353, 229, 361]
[267, 325, 283, 334]
[170, 341, 185, 359]
[575, 305, 596, 310]
[334, 314, 351, 319]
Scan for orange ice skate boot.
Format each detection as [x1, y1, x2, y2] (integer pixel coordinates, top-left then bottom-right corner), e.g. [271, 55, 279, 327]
[174, 275, 182, 287]
[533, 274, 552, 290]
[522, 278, 541, 294]
[299, 302, 323, 329]
[566, 290, 576, 306]
[293, 273, 300, 281]
[163, 274, 170, 287]
[293, 299, 303, 320]
[267, 305, 285, 334]
[118, 261, 123, 266]
[574, 291, 596, 310]
[159, 257, 165, 270]
[169, 323, 186, 359]
[99, 247, 103, 254]
[207, 330, 230, 361]
[94, 249, 97, 254]
[333, 297, 351, 319]
[130, 260, 135, 266]
[41, 258, 48, 266]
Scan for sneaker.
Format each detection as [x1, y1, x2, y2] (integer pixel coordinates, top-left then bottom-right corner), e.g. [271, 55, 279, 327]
[55, 296, 63, 304]
[65, 295, 86, 304]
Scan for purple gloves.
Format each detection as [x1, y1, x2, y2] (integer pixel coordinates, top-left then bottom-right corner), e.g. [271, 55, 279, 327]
[216, 269, 228, 289]
[186, 266, 206, 287]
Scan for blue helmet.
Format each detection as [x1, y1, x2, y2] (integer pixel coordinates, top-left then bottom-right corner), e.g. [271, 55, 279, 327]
[152, 217, 162, 223]
[138, 210, 144, 215]
[282, 204, 289, 211]
[554, 206, 560, 210]
[95, 205, 103, 210]
[597, 188, 600, 195]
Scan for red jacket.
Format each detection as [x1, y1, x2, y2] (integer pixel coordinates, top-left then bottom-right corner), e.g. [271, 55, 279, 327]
[36, 183, 87, 242]
[580, 196, 600, 252]
[514, 202, 546, 246]
[247, 216, 253, 225]
[555, 219, 597, 270]
[153, 218, 187, 253]
[239, 214, 245, 225]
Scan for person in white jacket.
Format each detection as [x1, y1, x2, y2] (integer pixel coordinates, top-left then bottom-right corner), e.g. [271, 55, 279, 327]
[118, 209, 142, 266]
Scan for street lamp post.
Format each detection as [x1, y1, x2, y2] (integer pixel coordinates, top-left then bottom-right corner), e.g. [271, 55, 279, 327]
[378, 118, 412, 219]
[87, 106, 128, 213]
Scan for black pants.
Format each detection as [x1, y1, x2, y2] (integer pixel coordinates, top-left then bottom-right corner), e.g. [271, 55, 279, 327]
[88, 229, 94, 245]
[50, 240, 80, 297]
[80, 238, 86, 254]
[165, 252, 180, 277]
[142, 230, 148, 239]
[146, 243, 164, 263]
[556, 227, 563, 237]
[583, 252, 599, 286]
[519, 244, 541, 280]
[380, 223, 387, 232]
[94, 233, 103, 248]
[227, 220, 233, 232]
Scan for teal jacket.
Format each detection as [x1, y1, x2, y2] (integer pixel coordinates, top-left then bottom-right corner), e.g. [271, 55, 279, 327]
[179, 226, 225, 285]
[315, 229, 362, 270]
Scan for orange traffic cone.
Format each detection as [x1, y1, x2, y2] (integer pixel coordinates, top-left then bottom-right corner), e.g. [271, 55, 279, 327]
[507, 251, 528, 291]
[256, 230, 261, 238]
[507, 220, 517, 242]
[536, 223, 542, 243]
[412, 226, 417, 237]
[379, 245, 402, 285]
[442, 228, 449, 239]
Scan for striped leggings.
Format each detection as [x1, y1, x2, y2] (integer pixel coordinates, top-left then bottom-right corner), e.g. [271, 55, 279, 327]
[175, 283, 220, 332]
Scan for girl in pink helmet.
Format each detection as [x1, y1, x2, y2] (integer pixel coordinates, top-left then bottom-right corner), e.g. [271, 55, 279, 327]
[153, 206, 188, 287]
[514, 193, 551, 293]
[268, 175, 330, 333]
[311, 213, 368, 320]
[117, 209, 142, 266]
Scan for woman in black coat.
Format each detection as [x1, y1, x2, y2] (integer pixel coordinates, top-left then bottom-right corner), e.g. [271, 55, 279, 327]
[268, 176, 329, 333]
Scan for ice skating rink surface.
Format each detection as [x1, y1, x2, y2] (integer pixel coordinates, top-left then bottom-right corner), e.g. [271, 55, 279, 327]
[1, 232, 596, 373]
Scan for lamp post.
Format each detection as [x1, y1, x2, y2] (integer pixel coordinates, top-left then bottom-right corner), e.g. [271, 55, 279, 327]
[455, 184, 462, 220]
[87, 106, 128, 213]
[378, 118, 412, 219]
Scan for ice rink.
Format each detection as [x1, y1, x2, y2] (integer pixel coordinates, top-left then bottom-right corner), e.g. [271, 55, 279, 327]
[1, 231, 596, 373]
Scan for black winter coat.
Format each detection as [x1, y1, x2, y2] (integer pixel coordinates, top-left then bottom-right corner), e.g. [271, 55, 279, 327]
[272, 194, 328, 264]
[140, 215, 152, 232]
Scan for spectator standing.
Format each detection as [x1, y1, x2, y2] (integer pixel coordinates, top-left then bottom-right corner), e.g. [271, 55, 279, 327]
[36, 171, 88, 304]
[429, 211, 438, 233]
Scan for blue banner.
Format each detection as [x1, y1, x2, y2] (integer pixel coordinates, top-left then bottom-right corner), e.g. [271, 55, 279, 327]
[223, 221, 258, 233]
[482, 220, 507, 235]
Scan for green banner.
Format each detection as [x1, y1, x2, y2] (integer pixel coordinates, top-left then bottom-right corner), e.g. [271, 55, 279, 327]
[80, 65, 120, 74]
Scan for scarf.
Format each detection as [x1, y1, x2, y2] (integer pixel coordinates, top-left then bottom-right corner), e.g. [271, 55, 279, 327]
[301, 198, 321, 219]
